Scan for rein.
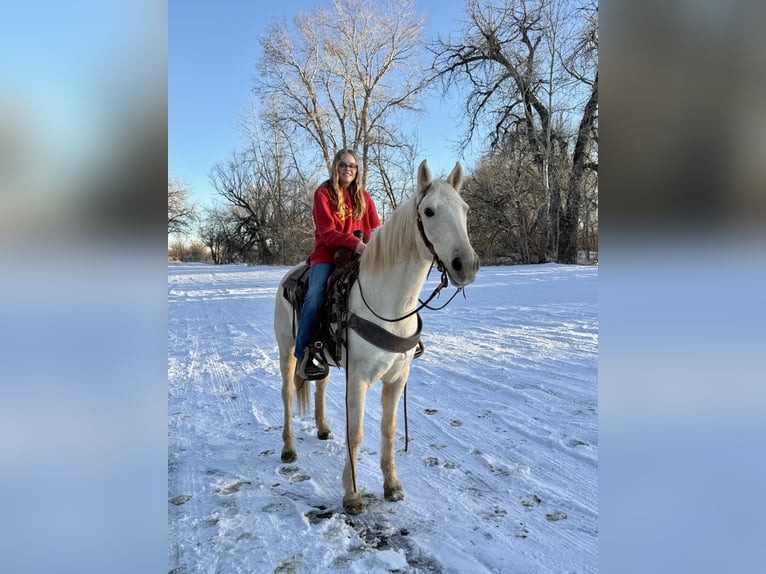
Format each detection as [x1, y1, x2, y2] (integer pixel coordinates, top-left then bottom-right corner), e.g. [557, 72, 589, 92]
[344, 316, 357, 495]
[357, 265, 453, 323]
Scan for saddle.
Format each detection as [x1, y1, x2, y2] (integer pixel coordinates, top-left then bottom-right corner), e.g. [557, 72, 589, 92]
[281, 248, 424, 366]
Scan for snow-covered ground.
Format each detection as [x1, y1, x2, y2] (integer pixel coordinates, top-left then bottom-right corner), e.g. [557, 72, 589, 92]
[168, 262, 598, 573]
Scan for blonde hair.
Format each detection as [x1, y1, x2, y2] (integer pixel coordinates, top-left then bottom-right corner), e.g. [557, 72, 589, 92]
[327, 149, 366, 221]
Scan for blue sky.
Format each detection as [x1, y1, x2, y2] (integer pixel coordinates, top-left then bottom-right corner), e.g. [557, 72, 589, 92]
[169, 0, 476, 210]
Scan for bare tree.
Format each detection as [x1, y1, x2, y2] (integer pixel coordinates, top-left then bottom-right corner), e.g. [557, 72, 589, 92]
[581, 167, 598, 261]
[209, 152, 275, 264]
[198, 207, 234, 264]
[168, 175, 197, 235]
[366, 137, 421, 216]
[430, 0, 597, 263]
[254, 0, 428, 214]
[207, 111, 316, 265]
[557, 4, 598, 263]
[464, 136, 543, 263]
[239, 108, 316, 263]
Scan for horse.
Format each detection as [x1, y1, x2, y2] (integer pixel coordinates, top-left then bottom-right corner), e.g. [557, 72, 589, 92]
[273, 159, 479, 514]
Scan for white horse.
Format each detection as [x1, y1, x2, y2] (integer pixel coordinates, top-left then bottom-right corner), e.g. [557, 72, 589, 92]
[273, 160, 479, 514]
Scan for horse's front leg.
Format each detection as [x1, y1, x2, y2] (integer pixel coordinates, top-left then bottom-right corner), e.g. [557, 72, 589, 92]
[342, 381, 368, 514]
[381, 377, 407, 501]
[280, 351, 298, 463]
[315, 374, 332, 440]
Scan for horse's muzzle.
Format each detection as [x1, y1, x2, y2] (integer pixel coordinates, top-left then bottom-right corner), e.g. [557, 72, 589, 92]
[448, 250, 480, 287]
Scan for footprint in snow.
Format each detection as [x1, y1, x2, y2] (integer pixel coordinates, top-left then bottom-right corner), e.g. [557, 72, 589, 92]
[515, 523, 530, 539]
[278, 464, 311, 483]
[305, 505, 334, 524]
[215, 480, 251, 495]
[520, 494, 542, 508]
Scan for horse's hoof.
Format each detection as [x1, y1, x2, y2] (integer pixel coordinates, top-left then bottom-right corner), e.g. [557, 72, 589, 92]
[343, 496, 365, 515]
[281, 449, 297, 463]
[384, 487, 405, 502]
[317, 431, 333, 440]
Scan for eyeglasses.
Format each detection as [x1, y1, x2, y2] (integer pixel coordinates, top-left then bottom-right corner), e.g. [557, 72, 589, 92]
[338, 162, 358, 171]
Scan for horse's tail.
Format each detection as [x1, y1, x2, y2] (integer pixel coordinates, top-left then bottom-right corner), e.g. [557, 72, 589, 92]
[294, 374, 311, 416]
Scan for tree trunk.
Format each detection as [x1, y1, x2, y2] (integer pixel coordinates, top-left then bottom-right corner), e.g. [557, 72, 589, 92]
[559, 73, 598, 264]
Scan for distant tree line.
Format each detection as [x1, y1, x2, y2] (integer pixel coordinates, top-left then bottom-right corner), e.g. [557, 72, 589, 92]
[168, 0, 597, 266]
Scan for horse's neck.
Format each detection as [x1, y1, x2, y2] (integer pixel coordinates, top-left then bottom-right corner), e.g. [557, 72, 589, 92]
[357, 256, 431, 318]
[355, 197, 432, 319]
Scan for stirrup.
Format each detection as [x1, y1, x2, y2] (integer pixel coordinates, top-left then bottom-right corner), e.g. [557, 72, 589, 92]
[297, 350, 329, 380]
[413, 339, 425, 359]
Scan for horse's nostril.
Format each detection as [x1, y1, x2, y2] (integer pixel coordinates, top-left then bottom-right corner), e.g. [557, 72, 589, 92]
[452, 257, 463, 272]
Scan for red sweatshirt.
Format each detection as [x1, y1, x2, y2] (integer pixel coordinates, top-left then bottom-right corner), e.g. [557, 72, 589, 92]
[309, 184, 381, 265]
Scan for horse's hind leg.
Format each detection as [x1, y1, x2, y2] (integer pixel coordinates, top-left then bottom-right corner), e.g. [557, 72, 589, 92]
[380, 377, 406, 502]
[280, 350, 298, 463]
[315, 374, 332, 440]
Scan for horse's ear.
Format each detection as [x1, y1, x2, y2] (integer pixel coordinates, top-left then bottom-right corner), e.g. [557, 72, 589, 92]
[417, 159, 432, 193]
[447, 162, 463, 192]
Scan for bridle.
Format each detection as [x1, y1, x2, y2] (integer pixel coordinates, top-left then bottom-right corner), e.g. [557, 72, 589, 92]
[415, 184, 446, 275]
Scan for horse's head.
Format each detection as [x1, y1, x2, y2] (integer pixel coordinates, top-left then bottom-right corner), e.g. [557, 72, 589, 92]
[415, 160, 480, 288]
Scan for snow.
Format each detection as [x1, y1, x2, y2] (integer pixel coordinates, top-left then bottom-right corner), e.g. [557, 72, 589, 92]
[168, 262, 598, 573]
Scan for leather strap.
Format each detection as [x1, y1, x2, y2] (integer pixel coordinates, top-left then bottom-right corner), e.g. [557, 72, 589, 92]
[347, 312, 422, 353]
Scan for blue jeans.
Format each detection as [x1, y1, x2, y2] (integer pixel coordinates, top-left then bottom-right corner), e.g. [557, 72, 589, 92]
[294, 262, 333, 359]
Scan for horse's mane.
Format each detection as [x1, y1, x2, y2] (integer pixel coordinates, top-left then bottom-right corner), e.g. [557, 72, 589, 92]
[361, 193, 419, 273]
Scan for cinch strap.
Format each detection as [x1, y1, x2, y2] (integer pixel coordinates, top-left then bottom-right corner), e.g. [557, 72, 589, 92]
[346, 312, 422, 353]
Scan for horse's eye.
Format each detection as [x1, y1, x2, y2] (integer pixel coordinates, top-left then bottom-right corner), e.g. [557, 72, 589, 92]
[424, 207, 435, 217]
